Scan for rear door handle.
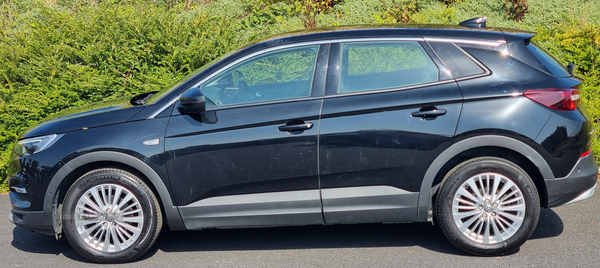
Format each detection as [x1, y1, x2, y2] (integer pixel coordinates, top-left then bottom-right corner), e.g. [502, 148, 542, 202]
[278, 122, 314, 132]
[411, 108, 447, 118]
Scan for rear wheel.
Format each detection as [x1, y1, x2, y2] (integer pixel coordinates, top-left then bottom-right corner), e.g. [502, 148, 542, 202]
[435, 157, 540, 255]
[62, 168, 162, 263]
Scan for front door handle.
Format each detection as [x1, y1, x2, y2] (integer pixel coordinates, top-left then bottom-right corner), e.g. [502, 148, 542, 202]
[278, 122, 314, 132]
[411, 108, 447, 119]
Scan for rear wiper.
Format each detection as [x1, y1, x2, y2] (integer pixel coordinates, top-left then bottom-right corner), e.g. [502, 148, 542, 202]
[130, 91, 159, 106]
[567, 62, 575, 76]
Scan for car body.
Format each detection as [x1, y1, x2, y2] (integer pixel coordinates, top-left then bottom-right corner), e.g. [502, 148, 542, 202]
[7, 18, 597, 262]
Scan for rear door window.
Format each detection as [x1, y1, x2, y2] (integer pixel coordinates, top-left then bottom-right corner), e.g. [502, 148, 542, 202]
[339, 41, 439, 93]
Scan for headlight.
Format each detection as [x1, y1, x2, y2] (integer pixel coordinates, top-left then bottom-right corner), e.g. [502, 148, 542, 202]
[15, 134, 64, 157]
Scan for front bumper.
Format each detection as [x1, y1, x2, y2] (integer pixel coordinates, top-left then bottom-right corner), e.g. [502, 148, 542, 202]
[9, 209, 54, 236]
[545, 152, 598, 207]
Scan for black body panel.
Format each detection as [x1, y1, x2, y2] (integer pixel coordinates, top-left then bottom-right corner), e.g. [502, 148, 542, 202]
[7, 149, 64, 211]
[319, 82, 463, 192]
[22, 105, 145, 139]
[165, 99, 323, 206]
[7, 24, 597, 238]
[319, 81, 463, 223]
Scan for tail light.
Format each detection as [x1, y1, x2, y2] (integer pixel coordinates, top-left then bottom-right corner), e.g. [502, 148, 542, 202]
[523, 88, 580, 111]
[580, 149, 592, 158]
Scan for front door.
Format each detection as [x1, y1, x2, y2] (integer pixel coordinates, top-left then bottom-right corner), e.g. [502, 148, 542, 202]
[165, 44, 327, 229]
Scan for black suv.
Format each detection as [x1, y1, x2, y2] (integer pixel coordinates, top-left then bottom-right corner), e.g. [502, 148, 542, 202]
[8, 18, 597, 263]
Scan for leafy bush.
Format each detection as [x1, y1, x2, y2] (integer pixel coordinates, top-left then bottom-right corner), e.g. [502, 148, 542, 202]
[533, 20, 600, 154]
[374, 0, 420, 23]
[293, 0, 343, 28]
[0, 0, 262, 188]
[502, 0, 529, 21]
[0, 0, 599, 191]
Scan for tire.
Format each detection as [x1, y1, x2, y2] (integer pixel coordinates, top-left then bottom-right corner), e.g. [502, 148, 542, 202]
[435, 157, 540, 255]
[62, 168, 162, 263]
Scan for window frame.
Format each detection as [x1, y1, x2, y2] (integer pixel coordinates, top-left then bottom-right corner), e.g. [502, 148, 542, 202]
[327, 39, 449, 97]
[178, 41, 330, 112]
[200, 45, 321, 108]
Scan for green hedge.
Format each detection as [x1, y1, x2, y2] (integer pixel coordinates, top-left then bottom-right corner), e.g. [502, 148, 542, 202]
[1, 0, 599, 191]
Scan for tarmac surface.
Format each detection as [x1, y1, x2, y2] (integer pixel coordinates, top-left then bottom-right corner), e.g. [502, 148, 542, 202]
[1, 184, 599, 267]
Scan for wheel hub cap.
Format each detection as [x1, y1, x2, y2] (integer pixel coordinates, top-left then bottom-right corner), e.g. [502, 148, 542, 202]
[451, 173, 526, 244]
[73, 184, 144, 253]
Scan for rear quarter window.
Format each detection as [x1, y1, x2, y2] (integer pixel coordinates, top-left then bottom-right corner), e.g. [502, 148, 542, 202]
[428, 42, 485, 79]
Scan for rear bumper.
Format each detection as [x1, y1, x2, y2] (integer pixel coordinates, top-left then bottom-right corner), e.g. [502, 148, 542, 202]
[545, 152, 598, 207]
[9, 209, 54, 236]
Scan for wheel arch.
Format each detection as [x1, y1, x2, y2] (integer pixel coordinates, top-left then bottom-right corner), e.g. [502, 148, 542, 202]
[44, 151, 185, 235]
[417, 135, 553, 222]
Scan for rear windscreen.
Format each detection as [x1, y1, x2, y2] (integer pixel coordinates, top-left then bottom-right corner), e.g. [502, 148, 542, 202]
[526, 43, 571, 77]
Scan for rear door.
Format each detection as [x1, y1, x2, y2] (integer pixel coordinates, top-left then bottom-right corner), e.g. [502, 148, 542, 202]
[165, 43, 329, 229]
[318, 40, 463, 224]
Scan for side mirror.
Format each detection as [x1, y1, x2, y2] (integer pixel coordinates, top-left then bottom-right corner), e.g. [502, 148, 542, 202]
[177, 88, 206, 114]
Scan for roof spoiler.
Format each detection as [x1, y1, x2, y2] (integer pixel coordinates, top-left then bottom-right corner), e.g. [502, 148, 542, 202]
[459, 17, 487, 29]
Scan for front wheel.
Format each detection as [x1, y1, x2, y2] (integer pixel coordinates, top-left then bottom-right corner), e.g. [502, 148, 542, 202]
[435, 157, 540, 255]
[62, 168, 162, 263]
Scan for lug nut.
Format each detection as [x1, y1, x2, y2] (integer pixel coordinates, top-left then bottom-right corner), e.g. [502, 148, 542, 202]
[493, 203, 498, 208]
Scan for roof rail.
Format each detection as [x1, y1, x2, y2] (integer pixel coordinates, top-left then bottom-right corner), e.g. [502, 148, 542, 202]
[459, 17, 487, 29]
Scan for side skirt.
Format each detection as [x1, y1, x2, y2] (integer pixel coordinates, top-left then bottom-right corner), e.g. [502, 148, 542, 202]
[179, 190, 323, 229]
[179, 186, 419, 230]
[322, 186, 418, 224]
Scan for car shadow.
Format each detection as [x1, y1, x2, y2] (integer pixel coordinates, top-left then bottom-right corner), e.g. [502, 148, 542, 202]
[10, 207, 564, 262]
[140, 222, 464, 260]
[10, 227, 90, 262]
[141, 207, 564, 260]
[529, 207, 564, 239]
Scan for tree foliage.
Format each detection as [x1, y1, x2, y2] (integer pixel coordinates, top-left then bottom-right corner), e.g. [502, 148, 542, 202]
[1, 0, 599, 190]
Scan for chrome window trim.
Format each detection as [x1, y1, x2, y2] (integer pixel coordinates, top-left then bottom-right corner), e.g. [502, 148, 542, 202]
[324, 79, 455, 98]
[424, 37, 505, 47]
[148, 96, 179, 119]
[334, 37, 424, 43]
[148, 40, 331, 119]
[205, 96, 324, 111]
[149, 37, 504, 118]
